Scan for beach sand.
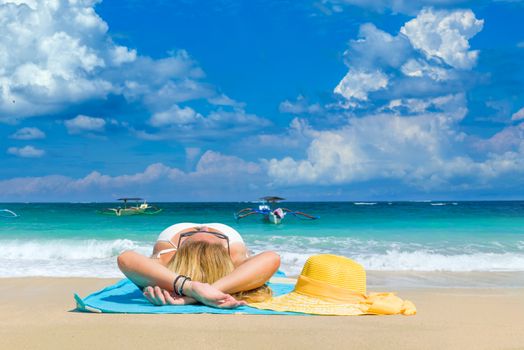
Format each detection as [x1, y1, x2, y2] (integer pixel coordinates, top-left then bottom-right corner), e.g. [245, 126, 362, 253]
[1, 278, 523, 350]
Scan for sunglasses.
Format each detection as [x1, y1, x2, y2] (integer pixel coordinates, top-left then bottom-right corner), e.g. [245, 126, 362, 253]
[177, 230, 230, 255]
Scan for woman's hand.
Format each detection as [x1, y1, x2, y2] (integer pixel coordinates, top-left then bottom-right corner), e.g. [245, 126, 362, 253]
[184, 281, 247, 308]
[143, 286, 196, 306]
[142, 283, 246, 309]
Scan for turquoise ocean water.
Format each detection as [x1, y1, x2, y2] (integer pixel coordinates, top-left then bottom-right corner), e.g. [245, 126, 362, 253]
[1, 201, 524, 287]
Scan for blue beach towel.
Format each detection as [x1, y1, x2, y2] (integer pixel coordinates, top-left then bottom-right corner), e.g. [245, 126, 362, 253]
[74, 275, 303, 315]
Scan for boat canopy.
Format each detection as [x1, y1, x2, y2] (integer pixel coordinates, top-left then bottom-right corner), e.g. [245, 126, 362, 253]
[259, 196, 285, 203]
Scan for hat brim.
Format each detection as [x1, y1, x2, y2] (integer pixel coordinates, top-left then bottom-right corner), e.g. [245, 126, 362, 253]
[249, 291, 368, 316]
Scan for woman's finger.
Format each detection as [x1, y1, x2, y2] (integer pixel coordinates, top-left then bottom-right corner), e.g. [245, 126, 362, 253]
[213, 295, 243, 308]
[143, 287, 158, 305]
[218, 300, 243, 308]
[154, 286, 166, 305]
[163, 290, 177, 305]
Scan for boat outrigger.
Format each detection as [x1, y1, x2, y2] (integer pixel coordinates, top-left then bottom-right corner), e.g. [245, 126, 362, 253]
[99, 198, 162, 216]
[0, 209, 18, 218]
[234, 196, 318, 224]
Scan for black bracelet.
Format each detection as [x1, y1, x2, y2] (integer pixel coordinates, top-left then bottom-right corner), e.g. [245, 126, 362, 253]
[173, 275, 185, 296]
[179, 276, 192, 296]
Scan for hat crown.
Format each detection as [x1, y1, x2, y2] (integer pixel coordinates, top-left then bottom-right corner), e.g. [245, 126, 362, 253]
[300, 254, 366, 295]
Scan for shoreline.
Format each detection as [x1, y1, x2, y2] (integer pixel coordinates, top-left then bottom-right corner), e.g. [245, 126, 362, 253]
[1, 277, 523, 349]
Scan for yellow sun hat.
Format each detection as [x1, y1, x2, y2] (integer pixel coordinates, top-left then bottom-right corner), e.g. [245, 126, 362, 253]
[250, 254, 416, 316]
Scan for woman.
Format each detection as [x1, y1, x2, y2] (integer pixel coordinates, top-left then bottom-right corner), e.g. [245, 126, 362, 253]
[117, 223, 280, 308]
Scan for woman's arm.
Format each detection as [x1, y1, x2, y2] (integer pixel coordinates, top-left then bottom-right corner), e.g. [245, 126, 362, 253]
[117, 250, 175, 290]
[212, 251, 281, 294]
[117, 250, 245, 308]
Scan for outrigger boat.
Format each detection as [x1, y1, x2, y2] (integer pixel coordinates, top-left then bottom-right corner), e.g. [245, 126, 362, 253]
[99, 198, 162, 216]
[234, 196, 318, 224]
[0, 209, 18, 218]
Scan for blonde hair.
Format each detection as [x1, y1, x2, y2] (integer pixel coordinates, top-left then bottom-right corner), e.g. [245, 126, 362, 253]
[167, 240, 272, 303]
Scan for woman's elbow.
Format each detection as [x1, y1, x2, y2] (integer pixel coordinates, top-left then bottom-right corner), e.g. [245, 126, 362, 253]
[117, 250, 135, 271]
[265, 251, 281, 272]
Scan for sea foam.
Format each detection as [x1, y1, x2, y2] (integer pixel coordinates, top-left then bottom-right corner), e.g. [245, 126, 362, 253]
[1, 237, 524, 277]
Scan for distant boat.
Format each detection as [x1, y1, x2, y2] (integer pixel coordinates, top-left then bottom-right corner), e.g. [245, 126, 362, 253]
[98, 198, 162, 216]
[0, 209, 18, 218]
[234, 196, 318, 224]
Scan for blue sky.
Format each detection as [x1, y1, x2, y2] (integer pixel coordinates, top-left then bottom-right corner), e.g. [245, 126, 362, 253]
[1, 0, 524, 201]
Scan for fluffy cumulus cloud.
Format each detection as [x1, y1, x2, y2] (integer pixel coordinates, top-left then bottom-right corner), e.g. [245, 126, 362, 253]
[0, 0, 128, 120]
[268, 113, 455, 185]
[64, 114, 106, 134]
[267, 111, 524, 191]
[9, 126, 45, 139]
[267, 7, 524, 193]
[0, 0, 225, 125]
[7, 145, 45, 158]
[0, 0, 274, 170]
[333, 8, 483, 107]
[334, 69, 388, 102]
[400, 8, 483, 69]
[0, 150, 267, 200]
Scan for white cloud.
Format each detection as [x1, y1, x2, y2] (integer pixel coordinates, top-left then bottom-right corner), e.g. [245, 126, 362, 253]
[208, 94, 245, 108]
[267, 113, 450, 185]
[279, 95, 323, 114]
[70, 163, 183, 190]
[345, 23, 412, 70]
[333, 7, 482, 113]
[65, 115, 106, 134]
[334, 69, 388, 101]
[323, 0, 474, 15]
[0, 151, 266, 200]
[266, 110, 524, 190]
[511, 107, 524, 121]
[400, 8, 483, 69]
[0, 0, 118, 120]
[382, 93, 468, 121]
[195, 150, 261, 175]
[10, 127, 45, 140]
[241, 117, 317, 156]
[149, 105, 203, 127]
[185, 147, 201, 162]
[400, 59, 451, 81]
[0, 1, 216, 123]
[110, 45, 137, 65]
[272, 6, 523, 193]
[139, 108, 271, 140]
[273, 7, 492, 190]
[205, 109, 271, 130]
[7, 145, 44, 158]
[475, 123, 524, 153]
